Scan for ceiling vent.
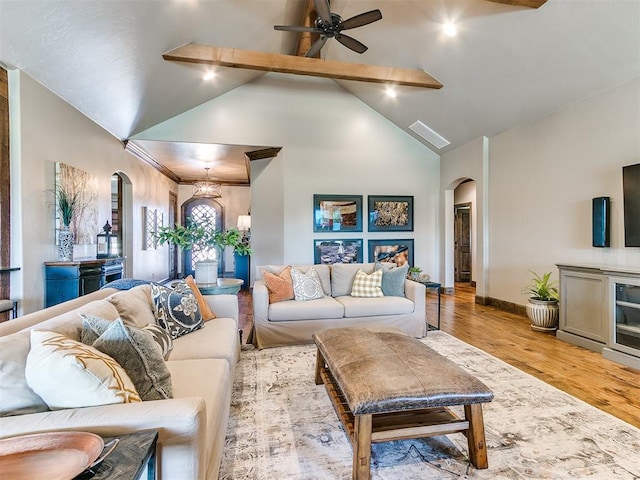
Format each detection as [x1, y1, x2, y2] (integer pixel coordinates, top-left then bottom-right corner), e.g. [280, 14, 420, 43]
[409, 120, 450, 149]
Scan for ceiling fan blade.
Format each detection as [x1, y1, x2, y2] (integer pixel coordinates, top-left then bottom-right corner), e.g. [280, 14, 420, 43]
[340, 9, 383, 30]
[274, 25, 322, 33]
[335, 34, 368, 54]
[305, 36, 329, 57]
[313, 0, 333, 24]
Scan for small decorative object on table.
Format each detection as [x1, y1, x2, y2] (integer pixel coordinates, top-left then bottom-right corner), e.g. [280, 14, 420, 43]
[408, 266, 422, 281]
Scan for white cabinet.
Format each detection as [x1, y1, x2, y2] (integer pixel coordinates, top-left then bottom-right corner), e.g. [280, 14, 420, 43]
[603, 277, 640, 370]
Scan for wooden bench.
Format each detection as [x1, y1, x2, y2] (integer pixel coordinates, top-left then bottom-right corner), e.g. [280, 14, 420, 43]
[313, 327, 494, 480]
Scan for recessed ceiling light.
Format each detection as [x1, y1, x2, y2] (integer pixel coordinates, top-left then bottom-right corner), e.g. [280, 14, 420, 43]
[385, 86, 397, 98]
[203, 71, 216, 81]
[443, 22, 458, 37]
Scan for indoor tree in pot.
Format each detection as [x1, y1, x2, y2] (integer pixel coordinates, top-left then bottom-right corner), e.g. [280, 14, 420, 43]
[154, 216, 251, 285]
[522, 271, 560, 332]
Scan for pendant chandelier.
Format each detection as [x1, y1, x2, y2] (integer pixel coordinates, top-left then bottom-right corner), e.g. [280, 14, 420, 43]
[192, 167, 222, 199]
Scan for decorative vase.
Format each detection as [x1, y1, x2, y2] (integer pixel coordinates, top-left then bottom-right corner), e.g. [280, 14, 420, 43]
[195, 260, 218, 285]
[58, 226, 74, 261]
[526, 298, 559, 332]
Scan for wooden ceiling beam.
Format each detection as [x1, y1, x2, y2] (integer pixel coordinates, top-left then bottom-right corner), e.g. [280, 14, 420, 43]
[296, 0, 320, 58]
[485, 0, 547, 8]
[163, 43, 443, 89]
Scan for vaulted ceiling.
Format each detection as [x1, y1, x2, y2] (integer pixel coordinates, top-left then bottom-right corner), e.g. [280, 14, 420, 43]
[1, 0, 639, 184]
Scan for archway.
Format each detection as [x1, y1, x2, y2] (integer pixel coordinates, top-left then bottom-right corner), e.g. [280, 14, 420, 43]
[181, 197, 225, 278]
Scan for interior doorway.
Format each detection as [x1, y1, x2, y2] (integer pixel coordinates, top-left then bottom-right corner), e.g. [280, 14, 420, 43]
[454, 203, 472, 282]
[111, 172, 133, 276]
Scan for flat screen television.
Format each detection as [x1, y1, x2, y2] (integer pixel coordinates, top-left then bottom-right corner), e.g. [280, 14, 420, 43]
[623, 163, 640, 247]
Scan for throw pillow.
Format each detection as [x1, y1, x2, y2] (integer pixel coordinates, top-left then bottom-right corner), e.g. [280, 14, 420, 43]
[108, 285, 156, 328]
[380, 263, 409, 297]
[290, 267, 325, 301]
[184, 275, 217, 321]
[150, 282, 204, 339]
[351, 269, 384, 297]
[142, 323, 174, 360]
[263, 266, 295, 303]
[81, 316, 173, 401]
[25, 330, 141, 410]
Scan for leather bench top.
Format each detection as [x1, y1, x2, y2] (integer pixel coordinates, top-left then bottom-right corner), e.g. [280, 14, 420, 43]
[313, 327, 494, 415]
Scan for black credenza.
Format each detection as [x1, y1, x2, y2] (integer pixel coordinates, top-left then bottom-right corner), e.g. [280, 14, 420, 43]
[44, 257, 124, 307]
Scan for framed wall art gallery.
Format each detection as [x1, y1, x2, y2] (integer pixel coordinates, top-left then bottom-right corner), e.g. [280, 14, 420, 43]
[314, 239, 363, 265]
[313, 194, 363, 233]
[368, 239, 414, 267]
[367, 195, 413, 232]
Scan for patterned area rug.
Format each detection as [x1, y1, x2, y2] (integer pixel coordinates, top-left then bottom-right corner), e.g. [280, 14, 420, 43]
[219, 331, 640, 479]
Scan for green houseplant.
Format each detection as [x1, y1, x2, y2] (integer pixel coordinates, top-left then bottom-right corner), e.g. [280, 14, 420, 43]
[154, 217, 251, 284]
[522, 271, 559, 332]
[408, 266, 423, 281]
[53, 185, 84, 261]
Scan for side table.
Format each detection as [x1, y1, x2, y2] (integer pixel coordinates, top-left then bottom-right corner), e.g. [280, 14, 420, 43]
[198, 278, 244, 295]
[412, 279, 441, 331]
[74, 430, 158, 480]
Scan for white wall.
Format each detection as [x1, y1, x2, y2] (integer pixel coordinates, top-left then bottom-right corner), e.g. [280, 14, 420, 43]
[10, 71, 177, 314]
[135, 73, 442, 283]
[489, 77, 640, 305]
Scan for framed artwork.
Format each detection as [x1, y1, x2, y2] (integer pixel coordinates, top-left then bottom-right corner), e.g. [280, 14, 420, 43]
[314, 239, 364, 265]
[368, 239, 414, 267]
[313, 194, 363, 233]
[55, 162, 99, 245]
[368, 195, 413, 232]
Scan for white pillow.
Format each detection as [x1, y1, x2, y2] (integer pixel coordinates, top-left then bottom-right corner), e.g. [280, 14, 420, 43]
[351, 269, 384, 297]
[25, 330, 142, 410]
[291, 267, 325, 301]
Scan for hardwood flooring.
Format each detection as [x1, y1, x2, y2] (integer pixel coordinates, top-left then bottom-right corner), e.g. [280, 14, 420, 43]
[237, 283, 640, 428]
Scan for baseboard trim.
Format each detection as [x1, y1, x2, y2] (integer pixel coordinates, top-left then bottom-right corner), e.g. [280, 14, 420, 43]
[470, 280, 477, 288]
[442, 287, 455, 294]
[478, 296, 527, 316]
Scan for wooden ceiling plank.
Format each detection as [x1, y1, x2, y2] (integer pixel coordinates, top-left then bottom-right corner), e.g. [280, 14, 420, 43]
[485, 0, 547, 8]
[296, 0, 320, 57]
[163, 44, 443, 89]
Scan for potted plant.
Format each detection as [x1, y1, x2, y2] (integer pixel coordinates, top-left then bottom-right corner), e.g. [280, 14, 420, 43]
[522, 271, 560, 332]
[408, 266, 423, 281]
[53, 185, 83, 261]
[154, 217, 251, 284]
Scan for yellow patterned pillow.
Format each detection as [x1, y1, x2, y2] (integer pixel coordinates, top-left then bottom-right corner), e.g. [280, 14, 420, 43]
[25, 330, 141, 410]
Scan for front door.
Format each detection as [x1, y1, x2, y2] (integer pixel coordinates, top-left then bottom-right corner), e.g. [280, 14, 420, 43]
[454, 203, 471, 282]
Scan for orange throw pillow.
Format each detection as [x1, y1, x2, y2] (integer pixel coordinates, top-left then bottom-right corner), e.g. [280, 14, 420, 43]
[185, 275, 217, 321]
[263, 266, 294, 303]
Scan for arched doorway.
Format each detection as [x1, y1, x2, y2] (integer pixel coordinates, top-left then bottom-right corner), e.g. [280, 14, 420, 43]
[111, 172, 133, 277]
[182, 197, 224, 278]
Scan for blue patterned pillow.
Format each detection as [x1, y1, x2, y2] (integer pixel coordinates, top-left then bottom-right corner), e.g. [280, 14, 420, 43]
[150, 282, 204, 339]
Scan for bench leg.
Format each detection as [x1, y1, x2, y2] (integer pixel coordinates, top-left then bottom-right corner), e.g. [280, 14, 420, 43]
[464, 403, 488, 469]
[314, 348, 325, 385]
[353, 414, 372, 480]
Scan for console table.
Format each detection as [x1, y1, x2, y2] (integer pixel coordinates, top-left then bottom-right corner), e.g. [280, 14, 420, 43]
[44, 258, 124, 307]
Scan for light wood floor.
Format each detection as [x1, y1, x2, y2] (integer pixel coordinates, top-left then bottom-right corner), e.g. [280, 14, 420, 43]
[237, 283, 640, 428]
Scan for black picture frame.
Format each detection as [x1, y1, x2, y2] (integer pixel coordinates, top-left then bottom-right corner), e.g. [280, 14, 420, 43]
[368, 239, 414, 267]
[313, 194, 363, 233]
[314, 239, 364, 265]
[368, 195, 414, 232]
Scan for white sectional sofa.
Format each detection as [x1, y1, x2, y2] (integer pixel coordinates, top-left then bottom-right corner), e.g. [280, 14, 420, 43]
[253, 262, 426, 349]
[0, 284, 240, 480]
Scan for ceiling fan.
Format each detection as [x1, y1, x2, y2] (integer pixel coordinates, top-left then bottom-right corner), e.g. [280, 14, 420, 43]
[274, 0, 382, 57]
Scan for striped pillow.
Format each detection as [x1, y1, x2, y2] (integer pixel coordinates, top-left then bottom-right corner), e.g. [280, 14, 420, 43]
[351, 269, 384, 297]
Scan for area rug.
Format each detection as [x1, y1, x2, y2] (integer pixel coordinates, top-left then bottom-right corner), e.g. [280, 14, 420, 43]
[219, 331, 640, 479]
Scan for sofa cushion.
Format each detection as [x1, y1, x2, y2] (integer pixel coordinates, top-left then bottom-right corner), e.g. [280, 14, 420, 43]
[291, 267, 325, 301]
[151, 283, 204, 339]
[351, 269, 384, 297]
[185, 276, 216, 321]
[108, 285, 156, 328]
[142, 323, 174, 359]
[268, 297, 344, 322]
[380, 264, 409, 297]
[331, 263, 375, 297]
[263, 266, 295, 303]
[336, 295, 415, 318]
[25, 330, 141, 410]
[81, 316, 173, 401]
